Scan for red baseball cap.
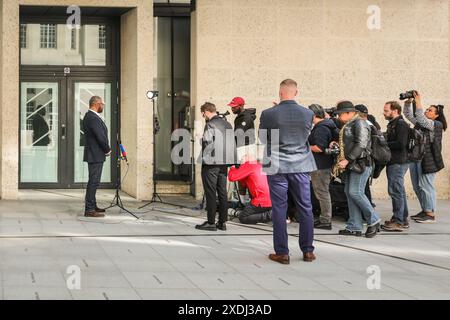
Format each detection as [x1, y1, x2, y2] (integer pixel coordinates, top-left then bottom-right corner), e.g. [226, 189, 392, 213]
[228, 97, 245, 107]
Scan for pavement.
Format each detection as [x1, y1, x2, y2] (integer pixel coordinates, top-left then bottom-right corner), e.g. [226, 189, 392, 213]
[0, 189, 449, 300]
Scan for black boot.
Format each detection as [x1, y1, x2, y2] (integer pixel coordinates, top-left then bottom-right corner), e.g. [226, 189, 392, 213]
[365, 222, 380, 238]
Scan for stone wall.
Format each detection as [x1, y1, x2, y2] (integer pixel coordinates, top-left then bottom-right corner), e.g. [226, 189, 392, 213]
[192, 0, 450, 199]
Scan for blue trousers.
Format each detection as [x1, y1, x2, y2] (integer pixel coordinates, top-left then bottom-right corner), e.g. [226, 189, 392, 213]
[344, 167, 381, 232]
[386, 163, 409, 223]
[267, 173, 314, 255]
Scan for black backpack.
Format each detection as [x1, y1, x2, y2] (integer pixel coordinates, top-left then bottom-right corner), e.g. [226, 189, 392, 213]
[370, 126, 391, 178]
[407, 127, 426, 162]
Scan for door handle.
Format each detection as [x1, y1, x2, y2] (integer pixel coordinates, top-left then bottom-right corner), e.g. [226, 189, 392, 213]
[61, 124, 66, 140]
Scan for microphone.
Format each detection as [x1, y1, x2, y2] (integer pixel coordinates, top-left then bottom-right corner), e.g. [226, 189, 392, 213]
[119, 143, 128, 163]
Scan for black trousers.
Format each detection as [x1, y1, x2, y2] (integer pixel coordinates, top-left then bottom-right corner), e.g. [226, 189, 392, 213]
[239, 205, 272, 224]
[85, 162, 104, 212]
[201, 165, 228, 224]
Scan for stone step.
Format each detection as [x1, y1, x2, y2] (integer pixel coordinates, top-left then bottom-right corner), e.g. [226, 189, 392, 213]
[156, 181, 191, 194]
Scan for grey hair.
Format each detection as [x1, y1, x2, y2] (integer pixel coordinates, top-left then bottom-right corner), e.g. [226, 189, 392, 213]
[89, 96, 102, 107]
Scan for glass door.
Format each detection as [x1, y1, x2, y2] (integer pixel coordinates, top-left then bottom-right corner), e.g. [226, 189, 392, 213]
[154, 16, 191, 181]
[70, 80, 114, 185]
[20, 81, 61, 184]
[19, 77, 117, 188]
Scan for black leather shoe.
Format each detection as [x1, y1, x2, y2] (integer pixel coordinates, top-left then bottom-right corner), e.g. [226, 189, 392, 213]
[338, 229, 362, 237]
[95, 207, 106, 213]
[314, 222, 332, 230]
[195, 221, 217, 231]
[365, 222, 380, 238]
[216, 222, 227, 231]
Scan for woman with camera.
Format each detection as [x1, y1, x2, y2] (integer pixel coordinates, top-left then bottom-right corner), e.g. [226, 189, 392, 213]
[404, 92, 447, 223]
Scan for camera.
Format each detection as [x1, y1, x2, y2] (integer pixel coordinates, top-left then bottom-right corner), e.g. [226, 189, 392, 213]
[217, 111, 230, 119]
[399, 90, 417, 101]
[325, 107, 337, 117]
[324, 145, 340, 156]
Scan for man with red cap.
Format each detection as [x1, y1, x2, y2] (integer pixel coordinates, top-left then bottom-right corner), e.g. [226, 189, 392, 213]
[228, 97, 257, 149]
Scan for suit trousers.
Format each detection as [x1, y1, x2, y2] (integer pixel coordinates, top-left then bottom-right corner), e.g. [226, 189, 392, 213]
[267, 173, 315, 255]
[201, 165, 228, 224]
[85, 162, 104, 212]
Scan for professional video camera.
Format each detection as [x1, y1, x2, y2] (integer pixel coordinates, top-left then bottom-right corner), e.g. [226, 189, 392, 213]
[325, 107, 337, 118]
[324, 144, 340, 156]
[399, 90, 417, 101]
[217, 111, 230, 119]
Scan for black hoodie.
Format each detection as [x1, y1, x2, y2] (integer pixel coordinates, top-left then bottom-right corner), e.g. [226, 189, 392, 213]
[308, 119, 339, 170]
[234, 108, 256, 147]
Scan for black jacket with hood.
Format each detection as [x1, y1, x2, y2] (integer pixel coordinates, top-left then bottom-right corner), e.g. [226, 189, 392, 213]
[234, 108, 256, 147]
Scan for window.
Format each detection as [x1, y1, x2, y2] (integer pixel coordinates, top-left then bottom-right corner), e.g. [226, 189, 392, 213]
[40, 24, 57, 49]
[98, 25, 106, 49]
[71, 28, 76, 50]
[20, 24, 27, 49]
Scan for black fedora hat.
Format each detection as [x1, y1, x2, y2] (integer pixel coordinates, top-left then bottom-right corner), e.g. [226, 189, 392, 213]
[335, 101, 356, 114]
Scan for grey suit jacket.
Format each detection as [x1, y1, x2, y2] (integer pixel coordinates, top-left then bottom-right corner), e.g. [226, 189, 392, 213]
[259, 100, 317, 174]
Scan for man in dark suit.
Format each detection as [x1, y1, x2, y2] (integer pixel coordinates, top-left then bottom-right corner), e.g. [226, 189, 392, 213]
[83, 96, 111, 218]
[259, 79, 317, 264]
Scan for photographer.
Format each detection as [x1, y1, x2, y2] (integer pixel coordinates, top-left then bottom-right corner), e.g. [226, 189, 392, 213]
[381, 101, 410, 231]
[404, 92, 447, 224]
[228, 154, 272, 225]
[333, 101, 381, 238]
[196, 102, 235, 232]
[308, 104, 338, 230]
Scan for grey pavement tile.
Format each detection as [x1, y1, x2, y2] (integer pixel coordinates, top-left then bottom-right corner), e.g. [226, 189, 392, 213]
[272, 290, 346, 300]
[123, 271, 197, 289]
[339, 290, 415, 300]
[3, 270, 67, 287]
[114, 259, 177, 273]
[2, 256, 59, 272]
[246, 273, 329, 292]
[137, 288, 210, 300]
[184, 273, 263, 291]
[70, 287, 141, 300]
[168, 259, 237, 273]
[3, 286, 72, 300]
[203, 289, 278, 300]
[77, 271, 131, 288]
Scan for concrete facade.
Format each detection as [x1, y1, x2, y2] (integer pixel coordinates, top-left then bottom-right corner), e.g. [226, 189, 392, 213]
[1, 0, 449, 201]
[191, 0, 450, 199]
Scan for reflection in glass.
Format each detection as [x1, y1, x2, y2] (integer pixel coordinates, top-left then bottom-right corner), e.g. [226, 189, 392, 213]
[21, 24, 107, 66]
[20, 82, 58, 183]
[74, 83, 112, 183]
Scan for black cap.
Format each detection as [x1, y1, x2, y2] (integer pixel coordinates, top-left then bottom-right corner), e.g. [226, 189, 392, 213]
[335, 101, 356, 114]
[308, 104, 325, 119]
[355, 104, 368, 114]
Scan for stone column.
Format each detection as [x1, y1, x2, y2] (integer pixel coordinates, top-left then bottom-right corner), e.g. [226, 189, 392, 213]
[0, 0, 20, 200]
[120, 2, 153, 200]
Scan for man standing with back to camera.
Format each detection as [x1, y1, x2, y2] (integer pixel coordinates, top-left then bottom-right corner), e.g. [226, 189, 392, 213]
[83, 96, 111, 218]
[260, 79, 317, 264]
